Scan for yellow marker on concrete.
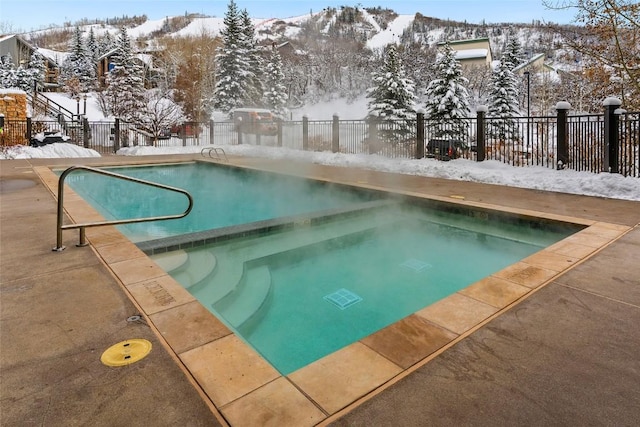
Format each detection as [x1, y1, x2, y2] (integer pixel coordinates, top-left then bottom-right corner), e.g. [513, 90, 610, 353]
[450, 195, 466, 200]
[101, 339, 152, 366]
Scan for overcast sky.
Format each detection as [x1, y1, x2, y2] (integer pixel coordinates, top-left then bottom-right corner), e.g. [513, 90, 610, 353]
[2, 0, 577, 33]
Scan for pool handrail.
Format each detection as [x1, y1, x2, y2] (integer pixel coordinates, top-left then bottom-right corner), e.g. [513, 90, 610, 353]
[200, 147, 228, 162]
[53, 165, 194, 252]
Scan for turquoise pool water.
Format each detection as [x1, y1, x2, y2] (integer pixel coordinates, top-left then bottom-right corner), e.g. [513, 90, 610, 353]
[235, 214, 543, 374]
[151, 203, 577, 375]
[63, 162, 374, 241]
[65, 162, 580, 375]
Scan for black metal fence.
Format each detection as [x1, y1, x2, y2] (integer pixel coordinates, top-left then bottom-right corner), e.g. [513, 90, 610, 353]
[1, 101, 638, 177]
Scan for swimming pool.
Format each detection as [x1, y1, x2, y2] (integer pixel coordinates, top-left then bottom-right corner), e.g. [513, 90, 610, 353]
[64, 162, 581, 375]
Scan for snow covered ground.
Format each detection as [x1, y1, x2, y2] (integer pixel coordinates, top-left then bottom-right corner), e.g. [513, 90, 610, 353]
[2, 141, 638, 202]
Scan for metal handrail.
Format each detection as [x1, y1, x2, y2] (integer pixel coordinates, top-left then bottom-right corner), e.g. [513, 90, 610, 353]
[53, 165, 194, 251]
[200, 147, 228, 162]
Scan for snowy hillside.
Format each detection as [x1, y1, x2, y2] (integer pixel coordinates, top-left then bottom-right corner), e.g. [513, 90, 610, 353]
[23, 6, 569, 59]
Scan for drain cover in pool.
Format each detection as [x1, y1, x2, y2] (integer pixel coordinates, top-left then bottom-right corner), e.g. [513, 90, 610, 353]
[324, 288, 362, 310]
[401, 258, 432, 272]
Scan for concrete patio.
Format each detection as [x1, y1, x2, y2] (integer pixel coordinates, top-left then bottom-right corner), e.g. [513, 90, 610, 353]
[1, 154, 638, 426]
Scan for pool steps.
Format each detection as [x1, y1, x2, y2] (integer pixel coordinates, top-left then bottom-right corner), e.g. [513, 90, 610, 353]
[207, 210, 398, 328]
[151, 206, 398, 330]
[152, 250, 217, 290]
[150, 250, 188, 271]
[212, 265, 272, 328]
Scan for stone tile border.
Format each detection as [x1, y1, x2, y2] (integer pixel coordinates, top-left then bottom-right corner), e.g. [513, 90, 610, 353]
[33, 162, 631, 426]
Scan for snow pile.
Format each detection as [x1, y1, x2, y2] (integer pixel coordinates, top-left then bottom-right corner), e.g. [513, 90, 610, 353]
[1, 143, 100, 159]
[31, 131, 70, 142]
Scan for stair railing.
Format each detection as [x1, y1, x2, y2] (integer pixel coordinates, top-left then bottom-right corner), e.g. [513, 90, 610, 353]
[200, 147, 228, 162]
[53, 165, 193, 251]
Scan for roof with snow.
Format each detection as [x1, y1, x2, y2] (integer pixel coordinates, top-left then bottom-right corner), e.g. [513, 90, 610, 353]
[455, 49, 489, 60]
[513, 53, 546, 73]
[437, 37, 490, 46]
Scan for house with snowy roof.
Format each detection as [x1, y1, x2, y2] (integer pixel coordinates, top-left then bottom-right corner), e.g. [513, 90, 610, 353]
[437, 37, 493, 69]
[96, 49, 157, 88]
[0, 34, 60, 90]
[513, 53, 547, 75]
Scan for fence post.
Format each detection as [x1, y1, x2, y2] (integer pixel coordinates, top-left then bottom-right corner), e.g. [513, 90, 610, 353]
[476, 105, 487, 161]
[82, 117, 90, 148]
[367, 116, 378, 155]
[302, 115, 309, 150]
[209, 119, 214, 145]
[555, 101, 571, 169]
[277, 120, 283, 147]
[332, 114, 339, 153]
[603, 97, 622, 174]
[26, 115, 32, 144]
[114, 118, 120, 153]
[181, 123, 187, 147]
[416, 110, 425, 159]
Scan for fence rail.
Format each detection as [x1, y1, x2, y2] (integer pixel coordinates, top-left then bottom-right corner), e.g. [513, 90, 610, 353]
[1, 103, 638, 177]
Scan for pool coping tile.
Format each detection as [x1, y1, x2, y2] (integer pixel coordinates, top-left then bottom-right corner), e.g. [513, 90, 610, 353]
[109, 257, 168, 285]
[86, 226, 133, 247]
[360, 314, 458, 369]
[562, 226, 627, 248]
[179, 335, 281, 408]
[459, 275, 531, 308]
[521, 250, 580, 272]
[94, 240, 148, 264]
[492, 261, 559, 289]
[287, 342, 403, 414]
[126, 274, 196, 315]
[545, 239, 599, 258]
[220, 377, 326, 427]
[415, 292, 499, 334]
[150, 300, 232, 354]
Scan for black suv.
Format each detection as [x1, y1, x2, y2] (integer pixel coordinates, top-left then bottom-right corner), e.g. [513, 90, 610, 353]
[426, 139, 468, 161]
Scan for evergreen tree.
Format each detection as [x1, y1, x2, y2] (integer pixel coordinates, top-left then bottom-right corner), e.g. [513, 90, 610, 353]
[502, 32, 525, 70]
[366, 44, 417, 144]
[263, 46, 288, 117]
[214, 0, 252, 113]
[59, 26, 96, 94]
[487, 59, 521, 142]
[13, 65, 33, 92]
[240, 8, 264, 106]
[86, 27, 100, 63]
[98, 32, 115, 57]
[27, 51, 47, 91]
[423, 42, 471, 140]
[103, 26, 146, 122]
[0, 54, 17, 89]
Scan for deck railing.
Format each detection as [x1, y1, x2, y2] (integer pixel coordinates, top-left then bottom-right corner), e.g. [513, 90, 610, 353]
[3, 98, 638, 177]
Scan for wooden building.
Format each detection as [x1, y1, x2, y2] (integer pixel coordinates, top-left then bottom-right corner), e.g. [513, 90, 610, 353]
[0, 34, 59, 89]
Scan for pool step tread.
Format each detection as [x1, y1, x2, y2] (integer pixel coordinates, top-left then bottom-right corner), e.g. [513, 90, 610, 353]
[154, 250, 216, 289]
[191, 252, 244, 302]
[212, 265, 272, 328]
[151, 250, 188, 272]
[191, 212, 398, 306]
